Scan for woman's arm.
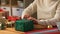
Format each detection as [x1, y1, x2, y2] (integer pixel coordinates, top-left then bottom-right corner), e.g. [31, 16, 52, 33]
[37, 1, 60, 26]
[22, 0, 37, 19]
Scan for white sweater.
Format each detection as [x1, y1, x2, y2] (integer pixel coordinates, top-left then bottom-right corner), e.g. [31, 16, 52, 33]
[22, 0, 60, 26]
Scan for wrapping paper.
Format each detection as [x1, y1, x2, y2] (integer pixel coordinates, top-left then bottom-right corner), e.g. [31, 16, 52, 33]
[25, 28, 60, 34]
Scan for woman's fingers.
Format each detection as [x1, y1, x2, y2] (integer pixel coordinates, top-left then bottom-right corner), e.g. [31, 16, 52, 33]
[48, 19, 56, 26]
[23, 15, 31, 19]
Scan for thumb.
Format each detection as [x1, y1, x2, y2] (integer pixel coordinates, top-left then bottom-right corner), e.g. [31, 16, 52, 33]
[21, 16, 24, 19]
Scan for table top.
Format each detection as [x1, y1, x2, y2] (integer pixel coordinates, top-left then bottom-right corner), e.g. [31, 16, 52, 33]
[0, 28, 24, 34]
[0, 28, 60, 34]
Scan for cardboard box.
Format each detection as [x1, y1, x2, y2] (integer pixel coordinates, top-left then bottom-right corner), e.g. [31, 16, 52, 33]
[34, 24, 47, 29]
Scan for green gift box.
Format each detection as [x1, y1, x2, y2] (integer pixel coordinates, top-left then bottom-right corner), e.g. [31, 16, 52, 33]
[15, 19, 34, 32]
[0, 22, 5, 30]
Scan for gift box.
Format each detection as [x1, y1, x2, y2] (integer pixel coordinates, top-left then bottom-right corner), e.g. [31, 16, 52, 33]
[15, 19, 34, 32]
[4, 11, 9, 19]
[7, 16, 20, 21]
[34, 24, 47, 29]
[0, 16, 6, 29]
[6, 21, 14, 28]
[25, 28, 58, 34]
[0, 12, 4, 16]
[0, 9, 3, 11]
[0, 11, 9, 19]
[6, 19, 15, 28]
[0, 22, 6, 30]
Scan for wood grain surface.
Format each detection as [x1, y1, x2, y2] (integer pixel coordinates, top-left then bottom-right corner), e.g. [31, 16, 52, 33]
[0, 28, 25, 34]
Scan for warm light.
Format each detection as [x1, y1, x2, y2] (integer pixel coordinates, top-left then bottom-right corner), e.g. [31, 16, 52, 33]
[47, 25, 53, 28]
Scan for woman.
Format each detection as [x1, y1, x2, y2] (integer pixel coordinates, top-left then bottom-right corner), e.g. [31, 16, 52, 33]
[22, 0, 60, 26]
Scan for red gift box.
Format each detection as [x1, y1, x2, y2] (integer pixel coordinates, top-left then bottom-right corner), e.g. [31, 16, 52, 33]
[25, 28, 59, 34]
[45, 31, 60, 34]
[0, 9, 3, 11]
[7, 16, 20, 21]
[0, 9, 4, 12]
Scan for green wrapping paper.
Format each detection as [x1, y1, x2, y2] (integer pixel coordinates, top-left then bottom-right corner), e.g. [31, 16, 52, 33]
[15, 19, 34, 32]
[0, 22, 5, 30]
[0, 17, 6, 30]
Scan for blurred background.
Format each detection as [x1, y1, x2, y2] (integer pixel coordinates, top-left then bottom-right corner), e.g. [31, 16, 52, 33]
[0, 0, 34, 16]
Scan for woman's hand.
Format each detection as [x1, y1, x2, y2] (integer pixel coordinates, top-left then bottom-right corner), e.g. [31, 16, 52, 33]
[23, 15, 38, 24]
[27, 17, 38, 24]
[23, 14, 31, 19]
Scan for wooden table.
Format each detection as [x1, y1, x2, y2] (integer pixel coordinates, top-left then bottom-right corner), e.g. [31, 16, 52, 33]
[0, 28, 60, 34]
[0, 28, 25, 34]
